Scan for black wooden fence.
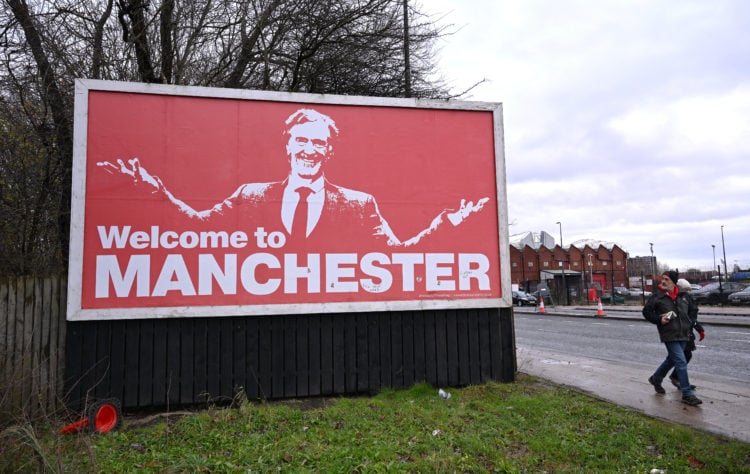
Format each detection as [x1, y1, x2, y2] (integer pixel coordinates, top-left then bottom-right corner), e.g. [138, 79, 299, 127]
[1, 275, 516, 414]
[65, 308, 515, 410]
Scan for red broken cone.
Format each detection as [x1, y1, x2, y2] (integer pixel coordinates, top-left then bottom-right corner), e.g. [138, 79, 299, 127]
[59, 398, 123, 435]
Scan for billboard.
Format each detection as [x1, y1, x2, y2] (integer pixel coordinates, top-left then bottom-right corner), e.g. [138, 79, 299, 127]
[68, 79, 510, 320]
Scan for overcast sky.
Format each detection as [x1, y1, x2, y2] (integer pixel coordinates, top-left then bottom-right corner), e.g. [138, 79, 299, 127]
[426, 0, 750, 274]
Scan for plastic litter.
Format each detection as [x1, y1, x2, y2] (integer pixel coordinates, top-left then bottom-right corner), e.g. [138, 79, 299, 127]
[438, 389, 451, 400]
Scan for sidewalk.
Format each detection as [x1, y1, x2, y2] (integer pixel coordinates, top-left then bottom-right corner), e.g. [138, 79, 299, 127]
[514, 305, 750, 443]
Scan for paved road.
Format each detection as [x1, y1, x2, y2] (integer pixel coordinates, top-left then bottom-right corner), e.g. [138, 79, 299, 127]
[512, 304, 750, 443]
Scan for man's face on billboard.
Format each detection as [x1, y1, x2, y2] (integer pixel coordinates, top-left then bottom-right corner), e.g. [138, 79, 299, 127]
[286, 121, 331, 180]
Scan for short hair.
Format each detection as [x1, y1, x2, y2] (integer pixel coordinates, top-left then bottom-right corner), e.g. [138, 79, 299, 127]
[283, 109, 339, 139]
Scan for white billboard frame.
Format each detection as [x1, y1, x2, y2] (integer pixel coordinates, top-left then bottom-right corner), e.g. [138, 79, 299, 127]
[68, 79, 511, 320]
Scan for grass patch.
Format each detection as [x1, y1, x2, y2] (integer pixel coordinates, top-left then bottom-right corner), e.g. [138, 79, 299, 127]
[2, 375, 749, 472]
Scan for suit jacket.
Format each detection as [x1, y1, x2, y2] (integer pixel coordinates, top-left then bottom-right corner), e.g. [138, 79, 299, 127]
[202, 177, 397, 250]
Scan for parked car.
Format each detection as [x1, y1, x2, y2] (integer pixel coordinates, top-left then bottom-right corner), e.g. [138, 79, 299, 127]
[613, 286, 630, 297]
[692, 282, 747, 305]
[626, 288, 652, 297]
[512, 290, 537, 306]
[728, 287, 750, 305]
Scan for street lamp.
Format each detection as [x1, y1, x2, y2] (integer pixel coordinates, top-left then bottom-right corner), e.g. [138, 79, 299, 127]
[556, 221, 568, 305]
[712, 244, 716, 278]
[649, 243, 655, 284]
[588, 253, 594, 286]
[721, 225, 728, 279]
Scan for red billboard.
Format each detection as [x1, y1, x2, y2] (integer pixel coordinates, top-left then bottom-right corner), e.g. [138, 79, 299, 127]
[68, 80, 510, 320]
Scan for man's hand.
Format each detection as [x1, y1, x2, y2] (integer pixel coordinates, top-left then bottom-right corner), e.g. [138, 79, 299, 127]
[446, 197, 490, 226]
[659, 312, 673, 325]
[97, 157, 163, 192]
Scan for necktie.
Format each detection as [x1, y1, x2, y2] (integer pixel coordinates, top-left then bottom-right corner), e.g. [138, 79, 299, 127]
[291, 186, 313, 238]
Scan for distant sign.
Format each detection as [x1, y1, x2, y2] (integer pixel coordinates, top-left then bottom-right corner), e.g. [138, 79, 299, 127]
[67, 80, 510, 320]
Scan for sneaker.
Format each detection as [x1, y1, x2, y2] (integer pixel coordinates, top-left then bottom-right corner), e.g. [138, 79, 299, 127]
[669, 376, 696, 390]
[682, 394, 703, 406]
[649, 376, 666, 394]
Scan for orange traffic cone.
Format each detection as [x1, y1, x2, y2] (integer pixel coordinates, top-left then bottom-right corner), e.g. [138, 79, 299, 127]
[596, 298, 605, 316]
[538, 298, 546, 313]
[59, 398, 122, 435]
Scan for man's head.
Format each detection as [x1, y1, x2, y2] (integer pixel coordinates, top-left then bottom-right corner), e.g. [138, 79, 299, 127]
[661, 270, 679, 290]
[284, 109, 339, 180]
[676, 278, 692, 292]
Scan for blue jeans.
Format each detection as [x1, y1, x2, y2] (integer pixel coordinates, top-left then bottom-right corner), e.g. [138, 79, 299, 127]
[652, 341, 695, 397]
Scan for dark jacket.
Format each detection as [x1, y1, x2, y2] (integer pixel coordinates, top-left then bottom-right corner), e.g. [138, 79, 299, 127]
[642, 287, 693, 343]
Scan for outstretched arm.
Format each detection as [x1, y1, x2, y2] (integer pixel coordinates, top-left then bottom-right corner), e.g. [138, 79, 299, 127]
[400, 197, 490, 247]
[97, 157, 208, 219]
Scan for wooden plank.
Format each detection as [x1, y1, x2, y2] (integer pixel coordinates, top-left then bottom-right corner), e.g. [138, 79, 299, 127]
[283, 315, 297, 397]
[467, 309, 481, 384]
[355, 313, 368, 392]
[334, 315, 349, 393]
[220, 318, 234, 400]
[205, 319, 221, 401]
[180, 318, 195, 404]
[320, 314, 334, 395]
[380, 312, 392, 388]
[123, 321, 140, 407]
[456, 308, 470, 386]
[307, 315, 321, 396]
[412, 311, 426, 384]
[245, 317, 261, 400]
[434, 310, 448, 387]
[0, 278, 8, 384]
[367, 313, 380, 391]
[423, 310, 437, 385]
[9, 279, 20, 385]
[400, 311, 414, 387]
[232, 318, 247, 400]
[257, 317, 272, 399]
[295, 315, 310, 397]
[94, 320, 112, 400]
[478, 310, 492, 382]
[57, 278, 67, 405]
[108, 320, 126, 406]
[166, 318, 182, 406]
[31, 278, 43, 414]
[5, 278, 21, 408]
[271, 317, 285, 398]
[498, 308, 516, 382]
[22, 277, 33, 406]
[152, 319, 168, 406]
[195, 319, 210, 401]
[446, 310, 460, 386]
[136, 320, 154, 406]
[389, 312, 402, 388]
[64, 322, 83, 410]
[42, 278, 55, 412]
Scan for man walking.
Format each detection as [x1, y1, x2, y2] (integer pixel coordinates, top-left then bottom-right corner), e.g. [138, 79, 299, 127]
[643, 270, 702, 406]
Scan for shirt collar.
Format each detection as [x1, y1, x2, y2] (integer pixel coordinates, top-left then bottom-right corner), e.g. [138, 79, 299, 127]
[288, 174, 324, 194]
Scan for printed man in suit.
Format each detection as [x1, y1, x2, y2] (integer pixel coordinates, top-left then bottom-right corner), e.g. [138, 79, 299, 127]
[98, 108, 488, 249]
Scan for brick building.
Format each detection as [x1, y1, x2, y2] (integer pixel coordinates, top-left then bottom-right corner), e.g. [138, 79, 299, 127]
[509, 231, 629, 303]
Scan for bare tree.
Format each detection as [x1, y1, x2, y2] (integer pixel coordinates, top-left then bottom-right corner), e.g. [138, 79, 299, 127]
[0, 0, 452, 274]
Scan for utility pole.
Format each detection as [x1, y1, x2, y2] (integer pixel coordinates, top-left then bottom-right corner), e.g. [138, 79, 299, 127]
[556, 222, 568, 305]
[721, 225, 728, 279]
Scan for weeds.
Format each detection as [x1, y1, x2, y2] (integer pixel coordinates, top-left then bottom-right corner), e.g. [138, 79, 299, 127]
[1, 376, 749, 472]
